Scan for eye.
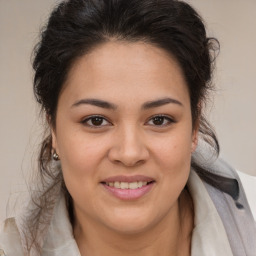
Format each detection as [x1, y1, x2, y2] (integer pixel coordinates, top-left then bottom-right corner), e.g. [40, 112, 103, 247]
[146, 115, 175, 127]
[81, 115, 111, 128]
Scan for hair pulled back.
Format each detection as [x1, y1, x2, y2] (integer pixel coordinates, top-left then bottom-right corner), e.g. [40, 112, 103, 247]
[29, 0, 219, 252]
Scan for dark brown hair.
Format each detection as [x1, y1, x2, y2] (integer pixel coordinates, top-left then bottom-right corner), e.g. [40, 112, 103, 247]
[27, 0, 219, 253]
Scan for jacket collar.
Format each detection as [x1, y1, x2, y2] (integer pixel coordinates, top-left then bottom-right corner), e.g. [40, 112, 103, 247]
[192, 146, 240, 202]
[41, 194, 81, 256]
[15, 192, 80, 256]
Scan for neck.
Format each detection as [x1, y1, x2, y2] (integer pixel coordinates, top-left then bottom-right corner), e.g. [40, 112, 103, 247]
[74, 189, 193, 256]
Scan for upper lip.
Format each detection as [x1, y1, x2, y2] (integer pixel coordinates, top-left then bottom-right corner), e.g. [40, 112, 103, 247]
[101, 175, 155, 183]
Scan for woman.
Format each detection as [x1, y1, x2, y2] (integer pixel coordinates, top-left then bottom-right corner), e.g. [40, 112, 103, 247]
[0, 0, 255, 255]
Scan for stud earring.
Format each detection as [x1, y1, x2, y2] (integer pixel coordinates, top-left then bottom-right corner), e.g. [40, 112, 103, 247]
[53, 152, 60, 161]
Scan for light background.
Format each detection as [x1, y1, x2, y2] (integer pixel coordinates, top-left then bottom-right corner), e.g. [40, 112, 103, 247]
[0, 0, 255, 221]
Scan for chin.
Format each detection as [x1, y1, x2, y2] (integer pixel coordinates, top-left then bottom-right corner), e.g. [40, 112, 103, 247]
[101, 208, 159, 235]
[107, 221, 152, 235]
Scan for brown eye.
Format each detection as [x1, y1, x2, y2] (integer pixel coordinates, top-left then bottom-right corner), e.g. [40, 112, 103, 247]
[91, 117, 104, 126]
[152, 116, 165, 125]
[147, 115, 174, 127]
[82, 115, 111, 128]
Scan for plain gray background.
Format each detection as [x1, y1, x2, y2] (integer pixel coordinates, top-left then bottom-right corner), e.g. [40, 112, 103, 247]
[0, 0, 256, 221]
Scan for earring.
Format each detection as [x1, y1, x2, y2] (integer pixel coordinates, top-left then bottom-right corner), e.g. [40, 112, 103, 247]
[53, 152, 60, 161]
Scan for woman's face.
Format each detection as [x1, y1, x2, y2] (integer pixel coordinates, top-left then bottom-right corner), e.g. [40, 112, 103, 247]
[52, 41, 198, 234]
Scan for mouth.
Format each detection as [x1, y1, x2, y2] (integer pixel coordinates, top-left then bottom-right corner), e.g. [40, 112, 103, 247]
[100, 175, 155, 200]
[101, 180, 155, 189]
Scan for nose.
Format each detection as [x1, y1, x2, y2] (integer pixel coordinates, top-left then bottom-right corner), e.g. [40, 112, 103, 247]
[108, 125, 149, 167]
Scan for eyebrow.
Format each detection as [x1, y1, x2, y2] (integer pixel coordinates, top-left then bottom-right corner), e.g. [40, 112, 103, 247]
[71, 97, 183, 110]
[142, 97, 183, 109]
[72, 98, 117, 110]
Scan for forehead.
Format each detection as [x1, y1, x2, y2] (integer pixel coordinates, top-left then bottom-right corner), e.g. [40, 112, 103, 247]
[61, 41, 189, 107]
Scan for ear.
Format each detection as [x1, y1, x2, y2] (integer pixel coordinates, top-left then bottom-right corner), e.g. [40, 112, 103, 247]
[191, 116, 200, 153]
[47, 115, 59, 155]
[51, 127, 59, 154]
[191, 127, 199, 153]
[191, 103, 202, 152]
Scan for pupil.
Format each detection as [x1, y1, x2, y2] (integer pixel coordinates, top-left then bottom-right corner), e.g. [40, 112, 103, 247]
[92, 117, 103, 126]
[153, 116, 164, 125]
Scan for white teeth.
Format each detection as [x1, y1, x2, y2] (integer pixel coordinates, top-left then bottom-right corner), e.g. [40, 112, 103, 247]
[106, 181, 149, 189]
[114, 181, 120, 188]
[120, 182, 129, 189]
[138, 181, 143, 188]
[129, 182, 138, 189]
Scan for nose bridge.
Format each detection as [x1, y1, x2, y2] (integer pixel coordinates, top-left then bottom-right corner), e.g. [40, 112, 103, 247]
[121, 123, 141, 152]
[108, 122, 149, 166]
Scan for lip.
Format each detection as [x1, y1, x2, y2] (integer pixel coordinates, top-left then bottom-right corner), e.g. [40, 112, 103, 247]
[100, 175, 155, 200]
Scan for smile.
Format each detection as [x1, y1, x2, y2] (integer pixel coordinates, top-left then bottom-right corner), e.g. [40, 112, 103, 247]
[101, 175, 155, 200]
[103, 181, 151, 189]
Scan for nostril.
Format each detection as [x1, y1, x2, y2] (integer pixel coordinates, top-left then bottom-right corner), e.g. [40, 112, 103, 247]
[107, 140, 150, 167]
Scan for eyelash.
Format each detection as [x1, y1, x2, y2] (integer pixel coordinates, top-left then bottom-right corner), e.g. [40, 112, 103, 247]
[81, 115, 112, 128]
[146, 114, 175, 127]
[81, 114, 175, 128]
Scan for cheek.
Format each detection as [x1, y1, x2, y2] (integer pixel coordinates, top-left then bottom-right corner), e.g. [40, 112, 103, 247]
[58, 135, 110, 206]
[151, 130, 193, 170]
[149, 129, 193, 196]
[56, 128, 111, 190]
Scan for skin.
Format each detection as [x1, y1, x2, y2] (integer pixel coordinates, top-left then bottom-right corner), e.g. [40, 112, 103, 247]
[52, 41, 198, 256]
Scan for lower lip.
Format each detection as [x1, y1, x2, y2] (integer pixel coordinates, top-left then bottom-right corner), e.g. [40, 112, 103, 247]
[101, 182, 155, 200]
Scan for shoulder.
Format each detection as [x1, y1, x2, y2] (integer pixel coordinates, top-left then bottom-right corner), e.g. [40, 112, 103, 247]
[237, 170, 256, 221]
[0, 218, 23, 256]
